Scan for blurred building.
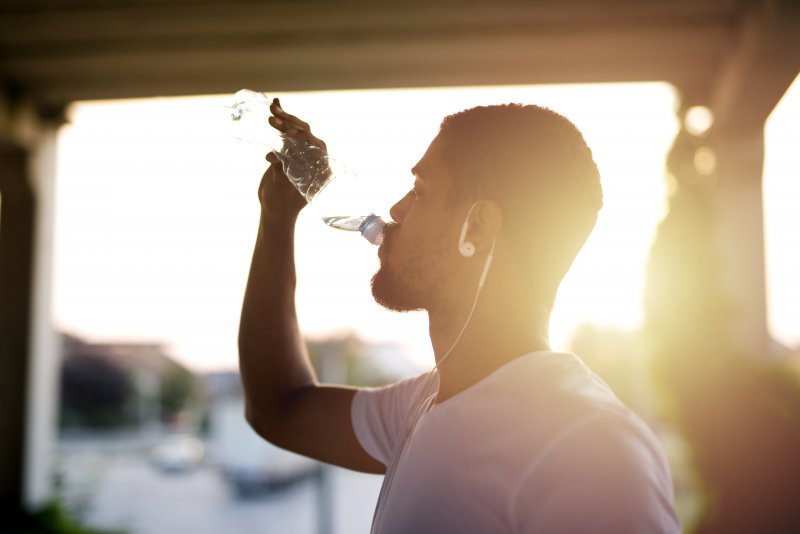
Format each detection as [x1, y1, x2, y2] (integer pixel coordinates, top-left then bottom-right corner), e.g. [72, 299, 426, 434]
[60, 333, 198, 431]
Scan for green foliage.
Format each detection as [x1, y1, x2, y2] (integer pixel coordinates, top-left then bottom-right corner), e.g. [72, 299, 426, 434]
[1, 501, 124, 534]
[306, 334, 405, 387]
[159, 364, 197, 418]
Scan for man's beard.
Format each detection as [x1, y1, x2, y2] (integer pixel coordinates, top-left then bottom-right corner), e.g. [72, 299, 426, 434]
[371, 266, 423, 312]
[370, 223, 450, 313]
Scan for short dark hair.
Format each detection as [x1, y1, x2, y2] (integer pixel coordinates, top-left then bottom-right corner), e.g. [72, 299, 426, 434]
[438, 104, 602, 289]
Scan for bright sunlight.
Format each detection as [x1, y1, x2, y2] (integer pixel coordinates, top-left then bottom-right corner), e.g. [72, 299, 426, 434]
[53, 81, 797, 371]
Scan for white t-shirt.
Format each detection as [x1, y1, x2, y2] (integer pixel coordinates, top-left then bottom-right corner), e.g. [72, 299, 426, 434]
[351, 351, 681, 533]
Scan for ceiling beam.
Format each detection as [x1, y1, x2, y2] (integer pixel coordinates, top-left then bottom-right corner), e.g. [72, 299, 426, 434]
[0, 0, 744, 106]
[704, 0, 800, 132]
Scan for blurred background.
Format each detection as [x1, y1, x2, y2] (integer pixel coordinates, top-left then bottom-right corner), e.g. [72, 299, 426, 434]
[1, 1, 798, 533]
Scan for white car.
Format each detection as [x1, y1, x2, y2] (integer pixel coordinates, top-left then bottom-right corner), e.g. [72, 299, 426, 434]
[150, 434, 205, 473]
[210, 397, 320, 497]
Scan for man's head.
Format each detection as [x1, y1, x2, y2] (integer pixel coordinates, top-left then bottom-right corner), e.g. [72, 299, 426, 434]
[372, 104, 602, 314]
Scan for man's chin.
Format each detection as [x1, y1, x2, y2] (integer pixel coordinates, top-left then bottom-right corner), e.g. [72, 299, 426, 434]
[370, 270, 424, 313]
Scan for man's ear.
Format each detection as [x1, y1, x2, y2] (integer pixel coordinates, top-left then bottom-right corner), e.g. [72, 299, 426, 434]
[463, 200, 503, 253]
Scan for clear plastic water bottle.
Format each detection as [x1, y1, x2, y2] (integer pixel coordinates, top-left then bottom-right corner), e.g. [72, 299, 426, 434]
[229, 89, 385, 245]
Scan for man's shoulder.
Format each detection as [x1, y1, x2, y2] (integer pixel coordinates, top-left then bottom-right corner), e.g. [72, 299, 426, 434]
[483, 351, 627, 414]
[442, 352, 635, 449]
[499, 352, 670, 476]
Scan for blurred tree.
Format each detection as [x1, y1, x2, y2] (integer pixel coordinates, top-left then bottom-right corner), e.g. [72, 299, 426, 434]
[307, 334, 413, 387]
[643, 129, 800, 533]
[307, 335, 361, 384]
[1, 500, 123, 534]
[159, 364, 197, 421]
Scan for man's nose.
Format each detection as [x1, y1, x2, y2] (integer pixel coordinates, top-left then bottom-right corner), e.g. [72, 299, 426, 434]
[389, 191, 413, 223]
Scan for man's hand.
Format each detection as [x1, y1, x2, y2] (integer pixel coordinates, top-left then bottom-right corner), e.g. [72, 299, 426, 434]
[259, 153, 307, 224]
[258, 98, 328, 224]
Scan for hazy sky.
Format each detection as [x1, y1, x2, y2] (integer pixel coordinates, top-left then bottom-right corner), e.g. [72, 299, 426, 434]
[53, 80, 799, 371]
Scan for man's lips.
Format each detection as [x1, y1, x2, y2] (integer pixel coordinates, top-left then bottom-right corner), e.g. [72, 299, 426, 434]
[378, 222, 399, 261]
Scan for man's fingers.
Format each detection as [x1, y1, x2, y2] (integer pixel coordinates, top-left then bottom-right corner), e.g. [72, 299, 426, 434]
[281, 112, 310, 132]
[266, 98, 328, 151]
[268, 115, 284, 130]
[268, 104, 312, 139]
[270, 99, 310, 131]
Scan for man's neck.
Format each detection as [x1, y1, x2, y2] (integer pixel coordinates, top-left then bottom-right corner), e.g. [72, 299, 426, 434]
[428, 290, 551, 406]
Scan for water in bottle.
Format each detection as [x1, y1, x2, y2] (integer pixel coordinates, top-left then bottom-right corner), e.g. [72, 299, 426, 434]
[229, 89, 385, 245]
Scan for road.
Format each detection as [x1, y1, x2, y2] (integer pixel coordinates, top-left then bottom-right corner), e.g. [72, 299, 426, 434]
[57, 437, 382, 534]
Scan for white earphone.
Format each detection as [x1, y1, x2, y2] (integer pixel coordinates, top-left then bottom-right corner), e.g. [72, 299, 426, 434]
[458, 232, 476, 257]
[458, 203, 478, 257]
[458, 201, 495, 289]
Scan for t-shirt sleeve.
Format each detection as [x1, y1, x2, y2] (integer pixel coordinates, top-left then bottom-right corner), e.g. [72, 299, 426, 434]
[351, 372, 433, 466]
[509, 412, 681, 533]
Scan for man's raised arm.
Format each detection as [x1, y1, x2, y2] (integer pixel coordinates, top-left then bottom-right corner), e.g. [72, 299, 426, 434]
[237, 100, 384, 474]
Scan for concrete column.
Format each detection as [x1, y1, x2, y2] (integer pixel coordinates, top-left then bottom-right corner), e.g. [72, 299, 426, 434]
[23, 125, 61, 509]
[657, 97, 771, 360]
[0, 140, 35, 508]
[0, 88, 62, 509]
[708, 127, 770, 357]
[682, 0, 799, 359]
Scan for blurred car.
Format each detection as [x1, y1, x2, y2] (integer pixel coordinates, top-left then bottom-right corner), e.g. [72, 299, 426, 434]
[210, 396, 320, 497]
[150, 433, 205, 473]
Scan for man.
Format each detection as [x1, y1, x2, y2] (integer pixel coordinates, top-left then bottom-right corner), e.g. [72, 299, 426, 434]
[239, 98, 681, 533]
